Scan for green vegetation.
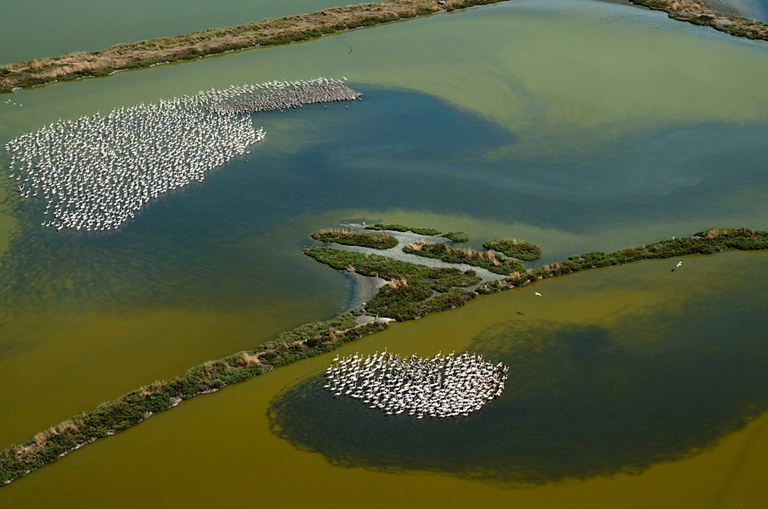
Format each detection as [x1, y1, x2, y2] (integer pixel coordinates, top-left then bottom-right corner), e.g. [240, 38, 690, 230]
[303, 246, 480, 320]
[0, 0, 508, 93]
[3, 226, 767, 486]
[0, 310, 387, 486]
[311, 228, 397, 249]
[367, 282, 476, 321]
[366, 223, 442, 236]
[482, 238, 541, 261]
[403, 242, 526, 275]
[303, 246, 480, 289]
[477, 227, 768, 293]
[442, 231, 470, 243]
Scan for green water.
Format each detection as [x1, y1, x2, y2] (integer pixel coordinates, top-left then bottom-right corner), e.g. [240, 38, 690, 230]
[1, 0, 768, 506]
[2, 253, 767, 508]
[271, 253, 768, 485]
[0, 0, 381, 64]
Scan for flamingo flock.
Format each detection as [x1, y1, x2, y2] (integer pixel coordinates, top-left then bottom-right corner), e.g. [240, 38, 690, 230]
[324, 350, 508, 419]
[4, 78, 361, 231]
[213, 77, 361, 115]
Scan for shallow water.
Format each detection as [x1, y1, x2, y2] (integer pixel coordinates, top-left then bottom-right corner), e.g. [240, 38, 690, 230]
[1, 0, 768, 506]
[2, 253, 767, 508]
[270, 253, 768, 485]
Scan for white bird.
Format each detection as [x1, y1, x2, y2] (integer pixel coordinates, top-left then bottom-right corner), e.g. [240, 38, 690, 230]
[6, 77, 356, 231]
[676, 261, 683, 268]
[534, 292, 542, 297]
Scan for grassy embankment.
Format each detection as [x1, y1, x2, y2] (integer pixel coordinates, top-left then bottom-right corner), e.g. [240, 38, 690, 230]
[630, 0, 768, 40]
[403, 242, 527, 275]
[0, 311, 387, 486]
[2, 226, 767, 486]
[0, 0, 506, 94]
[304, 246, 480, 321]
[482, 238, 541, 261]
[477, 227, 768, 293]
[365, 223, 469, 243]
[311, 228, 397, 249]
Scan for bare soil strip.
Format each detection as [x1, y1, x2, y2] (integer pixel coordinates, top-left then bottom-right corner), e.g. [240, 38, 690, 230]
[0, 0, 505, 93]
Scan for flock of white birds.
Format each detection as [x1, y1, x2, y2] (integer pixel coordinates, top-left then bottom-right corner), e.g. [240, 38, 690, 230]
[325, 350, 508, 419]
[4, 78, 361, 231]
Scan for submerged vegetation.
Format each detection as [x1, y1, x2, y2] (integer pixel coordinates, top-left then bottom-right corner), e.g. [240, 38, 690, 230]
[311, 228, 397, 249]
[482, 239, 541, 261]
[403, 241, 527, 275]
[2, 225, 767, 486]
[0, 0, 507, 93]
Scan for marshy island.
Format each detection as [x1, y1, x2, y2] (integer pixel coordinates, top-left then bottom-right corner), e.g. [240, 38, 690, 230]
[2, 223, 767, 486]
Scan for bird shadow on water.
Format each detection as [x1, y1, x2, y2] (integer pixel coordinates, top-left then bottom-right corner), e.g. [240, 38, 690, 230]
[268, 306, 768, 486]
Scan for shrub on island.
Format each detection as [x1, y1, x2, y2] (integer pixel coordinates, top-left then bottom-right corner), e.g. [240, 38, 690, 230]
[303, 246, 480, 288]
[366, 283, 476, 322]
[311, 229, 398, 249]
[303, 246, 481, 320]
[366, 223, 442, 236]
[442, 231, 470, 243]
[403, 242, 526, 275]
[0, 310, 388, 486]
[4, 226, 767, 487]
[475, 227, 768, 294]
[481, 239, 541, 261]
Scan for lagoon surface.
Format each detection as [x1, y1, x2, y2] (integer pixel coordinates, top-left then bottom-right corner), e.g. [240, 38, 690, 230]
[1, 0, 768, 507]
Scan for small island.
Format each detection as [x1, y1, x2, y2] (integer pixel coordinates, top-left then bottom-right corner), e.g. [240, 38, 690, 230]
[482, 238, 541, 261]
[311, 228, 398, 249]
[402, 241, 527, 275]
[2, 224, 767, 486]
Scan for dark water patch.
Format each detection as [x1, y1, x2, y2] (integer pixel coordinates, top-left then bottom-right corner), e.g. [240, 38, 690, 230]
[248, 94, 768, 233]
[0, 86, 511, 313]
[268, 287, 768, 484]
[3, 85, 768, 312]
